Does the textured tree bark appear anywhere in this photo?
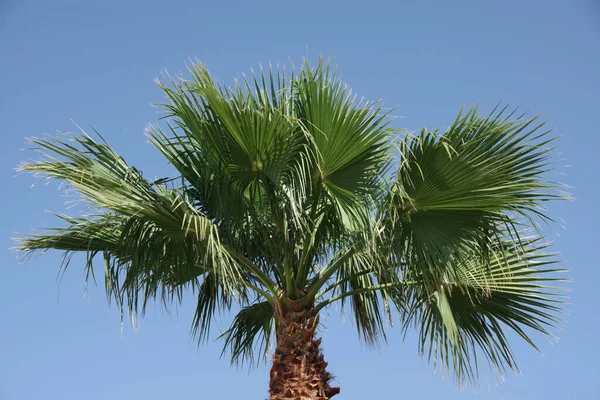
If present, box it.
[269,305,340,400]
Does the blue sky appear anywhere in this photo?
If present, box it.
[1,1,598,399]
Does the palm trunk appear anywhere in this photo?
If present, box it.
[269,305,340,400]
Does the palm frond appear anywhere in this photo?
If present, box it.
[401,235,566,385]
[293,58,393,233]
[386,106,564,286]
[191,270,236,343]
[17,132,262,319]
[220,300,275,366]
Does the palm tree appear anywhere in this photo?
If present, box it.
[18,58,566,400]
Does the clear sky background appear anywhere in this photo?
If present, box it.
[1,1,599,399]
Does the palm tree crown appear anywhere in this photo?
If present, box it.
[19,58,566,396]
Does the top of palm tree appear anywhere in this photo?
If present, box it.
[18,57,568,386]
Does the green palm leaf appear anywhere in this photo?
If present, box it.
[18,132,272,326]
[386,106,561,287]
[294,59,392,232]
[220,300,275,366]
[401,235,566,384]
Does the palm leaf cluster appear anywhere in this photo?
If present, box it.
[18,58,566,385]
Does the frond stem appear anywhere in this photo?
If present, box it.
[315,269,376,299]
[302,248,356,305]
[244,281,277,305]
[227,248,280,299]
[313,281,417,313]
[295,187,323,289]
